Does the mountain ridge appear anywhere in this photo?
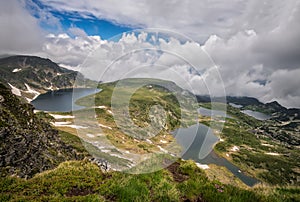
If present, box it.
[0,55,95,102]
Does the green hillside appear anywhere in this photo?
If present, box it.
[0,77,299,201]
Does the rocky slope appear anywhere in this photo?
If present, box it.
[0,55,94,102]
[0,83,82,178]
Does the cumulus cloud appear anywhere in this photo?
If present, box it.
[36,32,103,68]
[34,0,247,42]
[33,30,208,99]
[0,0,299,108]
[200,0,300,107]
[264,69,300,108]
[0,0,44,55]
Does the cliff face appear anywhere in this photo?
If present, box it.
[0,55,93,101]
[0,83,81,178]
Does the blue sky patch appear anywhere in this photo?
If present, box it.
[26,0,136,39]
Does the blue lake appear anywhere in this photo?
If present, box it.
[173,123,259,187]
[198,107,232,118]
[31,88,100,112]
[242,110,271,120]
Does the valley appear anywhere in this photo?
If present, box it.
[0,56,299,201]
[30,78,300,187]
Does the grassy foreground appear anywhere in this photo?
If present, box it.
[1,159,299,202]
[1,123,298,201]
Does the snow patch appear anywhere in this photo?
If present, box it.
[12,68,22,73]
[86,134,95,138]
[99,123,112,130]
[157,145,168,153]
[261,143,274,147]
[46,84,54,91]
[145,139,153,144]
[230,146,239,152]
[49,114,75,119]
[265,152,280,156]
[51,121,72,125]
[8,83,21,96]
[25,83,39,95]
[196,163,210,170]
[160,140,168,144]
[62,125,87,129]
[51,121,87,129]
[24,83,40,101]
[94,106,107,109]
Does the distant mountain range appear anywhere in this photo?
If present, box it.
[0,55,95,102]
[197,95,300,122]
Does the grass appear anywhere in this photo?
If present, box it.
[74,78,197,155]
[1,159,299,202]
[58,130,132,168]
[75,79,299,186]
[207,106,300,186]
[2,101,299,201]
[204,164,248,188]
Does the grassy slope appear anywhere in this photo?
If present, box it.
[74,78,196,155]
[200,104,300,186]
[75,79,298,186]
[2,78,299,201]
[1,159,299,202]
[0,119,298,201]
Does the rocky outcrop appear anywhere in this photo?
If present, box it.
[0,83,82,178]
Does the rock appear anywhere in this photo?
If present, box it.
[0,84,82,178]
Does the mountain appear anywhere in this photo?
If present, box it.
[0,84,83,178]
[0,55,94,102]
[0,75,299,200]
[229,97,299,121]
[197,95,300,121]
[0,80,299,201]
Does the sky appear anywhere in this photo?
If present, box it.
[0,0,300,108]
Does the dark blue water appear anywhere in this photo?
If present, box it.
[242,110,271,120]
[31,88,100,112]
[198,107,232,118]
[173,123,259,187]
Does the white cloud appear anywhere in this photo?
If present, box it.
[1,0,300,108]
[36,0,247,42]
[0,0,44,55]
[36,32,103,67]
[29,27,300,108]
[264,69,300,108]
